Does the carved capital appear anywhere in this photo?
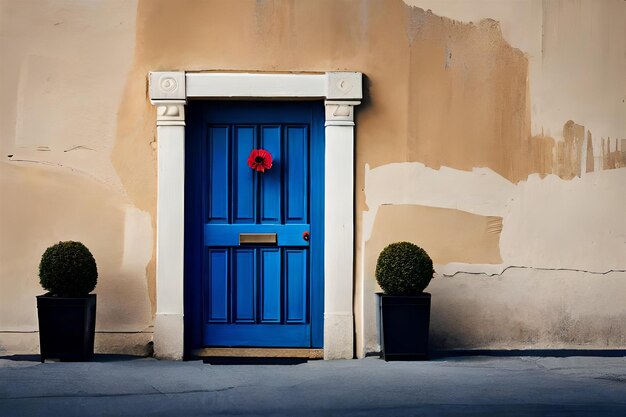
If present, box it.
[325,100,361,126]
[326,72,362,100]
[154,100,186,126]
[150,71,186,101]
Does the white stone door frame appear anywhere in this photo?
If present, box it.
[149,71,362,360]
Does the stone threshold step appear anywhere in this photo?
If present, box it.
[190,348,324,359]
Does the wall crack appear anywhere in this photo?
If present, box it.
[441,265,626,278]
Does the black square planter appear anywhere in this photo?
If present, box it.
[36,294,96,362]
[379,293,431,361]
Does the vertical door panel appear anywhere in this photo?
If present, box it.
[260,126,282,224]
[207,127,229,223]
[233,126,256,223]
[285,249,307,323]
[233,249,256,323]
[285,126,308,223]
[206,249,229,323]
[260,248,281,323]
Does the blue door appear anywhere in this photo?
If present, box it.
[185,101,324,350]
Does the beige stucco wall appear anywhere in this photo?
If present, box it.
[1,0,624,356]
[0,0,152,355]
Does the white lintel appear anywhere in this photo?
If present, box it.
[182,72,362,100]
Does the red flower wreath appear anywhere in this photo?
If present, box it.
[247,149,273,173]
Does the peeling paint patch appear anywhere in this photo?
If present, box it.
[405,7,532,183]
[444,45,452,69]
[364,161,626,274]
[530,121,625,181]
[368,204,503,265]
[602,138,626,170]
[406,5,427,45]
[586,131,594,173]
[558,120,585,179]
[404,0,626,143]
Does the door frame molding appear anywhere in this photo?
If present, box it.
[149,71,362,360]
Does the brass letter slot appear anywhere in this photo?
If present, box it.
[239,233,277,245]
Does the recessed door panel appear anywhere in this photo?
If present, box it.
[285,249,307,324]
[260,126,282,224]
[206,249,228,323]
[260,248,281,323]
[233,126,256,223]
[233,249,256,323]
[207,127,229,223]
[285,126,308,223]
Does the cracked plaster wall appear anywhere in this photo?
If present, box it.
[359,0,626,355]
[362,163,626,353]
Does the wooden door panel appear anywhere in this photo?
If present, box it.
[233,126,256,223]
[260,126,282,224]
[206,249,228,323]
[207,127,229,223]
[285,126,308,223]
[233,248,256,323]
[260,248,281,323]
[285,249,307,324]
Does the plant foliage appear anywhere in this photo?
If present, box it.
[375,242,434,295]
[39,241,98,297]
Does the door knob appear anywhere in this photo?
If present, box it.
[302,231,310,242]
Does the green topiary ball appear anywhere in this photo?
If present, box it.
[39,241,98,297]
[375,242,434,295]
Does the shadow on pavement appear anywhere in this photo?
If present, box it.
[4,350,625,364]
[431,349,626,359]
[0,354,148,362]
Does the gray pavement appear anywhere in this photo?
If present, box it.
[1,354,626,416]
